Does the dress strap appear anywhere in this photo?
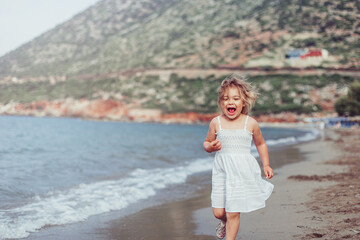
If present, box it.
[244,115,249,131]
[217,116,222,131]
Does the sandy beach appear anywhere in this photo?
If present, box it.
[23,127,360,240]
[99,128,359,240]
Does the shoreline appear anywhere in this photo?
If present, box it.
[101,131,344,240]
[22,127,335,240]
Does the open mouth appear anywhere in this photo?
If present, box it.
[227,107,236,115]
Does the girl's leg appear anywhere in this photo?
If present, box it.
[212,208,227,222]
[225,212,240,240]
[213,208,227,239]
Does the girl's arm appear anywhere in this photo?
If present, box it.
[252,120,274,179]
[203,118,222,153]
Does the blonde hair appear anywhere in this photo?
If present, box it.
[217,73,258,115]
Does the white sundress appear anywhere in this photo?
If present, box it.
[211,115,274,212]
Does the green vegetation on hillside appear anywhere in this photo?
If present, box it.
[0,78,117,103]
[1,73,357,116]
[335,81,360,116]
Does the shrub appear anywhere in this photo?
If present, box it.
[335,81,360,116]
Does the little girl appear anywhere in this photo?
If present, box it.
[203,73,274,240]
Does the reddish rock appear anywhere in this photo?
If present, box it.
[87,99,124,118]
[14,104,24,111]
[161,112,218,124]
[128,109,162,122]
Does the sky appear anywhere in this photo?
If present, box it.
[0,0,101,57]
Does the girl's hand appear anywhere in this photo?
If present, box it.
[208,139,222,152]
[264,166,273,179]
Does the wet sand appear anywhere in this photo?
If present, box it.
[24,128,360,240]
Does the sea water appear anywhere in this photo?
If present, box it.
[0,116,317,239]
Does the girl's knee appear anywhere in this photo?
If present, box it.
[213,208,226,219]
[226,212,240,220]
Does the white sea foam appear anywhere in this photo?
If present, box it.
[250,128,319,157]
[0,157,213,239]
[266,129,319,146]
[297,129,319,142]
[266,136,297,146]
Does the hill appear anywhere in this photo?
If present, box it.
[0,0,359,78]
[0,0,359,122]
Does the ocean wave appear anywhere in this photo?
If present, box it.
[0,157,213,239]
[297,129,319,142]
[265,129,319,147]
[250,128,319,157]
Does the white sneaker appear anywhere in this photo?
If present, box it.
[216,220,226,239]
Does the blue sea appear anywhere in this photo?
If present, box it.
[0,116,318,239]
